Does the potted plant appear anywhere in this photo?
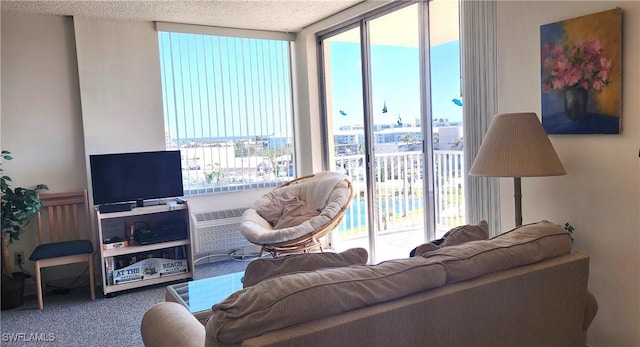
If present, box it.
[1,150,47,309]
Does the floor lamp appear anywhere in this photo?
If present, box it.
[469,112,566,227]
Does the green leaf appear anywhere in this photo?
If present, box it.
[1,150,47,242]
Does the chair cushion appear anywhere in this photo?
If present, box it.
[252,173,348,227]
[253,189,300,226]
[299,172,349,212]
[272,197,320,230]
[29,240,94,261]
[241,173,350,244]
[242,247,368,287]
[207,256,446,344]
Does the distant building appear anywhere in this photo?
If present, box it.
[334,123,462,153]
[267,136,291,149]
[437,126,463,150]
[374,126,422,145]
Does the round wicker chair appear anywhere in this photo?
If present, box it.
[240,172,354,258]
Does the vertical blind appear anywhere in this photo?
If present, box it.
[157,30,295,195]
[460,0,501,236]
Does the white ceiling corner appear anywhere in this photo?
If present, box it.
[0,0,366,33]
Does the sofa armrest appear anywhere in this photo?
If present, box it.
[583,290,599,330]
[141,302,205,347]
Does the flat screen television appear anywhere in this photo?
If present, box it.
[89,150,184,206]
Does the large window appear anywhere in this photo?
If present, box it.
[157,27,295,195]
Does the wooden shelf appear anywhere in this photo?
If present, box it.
[102,239,190,257]
[97,202,187,219]
[102,272,192,295]
[96,203,193,296]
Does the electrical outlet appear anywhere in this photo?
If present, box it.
[14,251,24,266]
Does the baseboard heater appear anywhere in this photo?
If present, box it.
[191,208,252,260]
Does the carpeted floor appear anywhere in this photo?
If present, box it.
[0,258,251,347]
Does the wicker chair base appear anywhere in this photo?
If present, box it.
[260,239,324,258]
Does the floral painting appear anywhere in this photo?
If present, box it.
[540,8,622,134]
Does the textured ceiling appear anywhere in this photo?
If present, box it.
[0,0,365,32]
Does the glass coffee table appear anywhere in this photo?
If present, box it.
[165,271,244,324]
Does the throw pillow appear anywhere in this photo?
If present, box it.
[439,219,489,247]
[409,220,489,257]
[409,242,439,257]
[242,247,368,288]
[422,220,572,283]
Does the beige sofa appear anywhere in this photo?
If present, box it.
[141,221,598,347]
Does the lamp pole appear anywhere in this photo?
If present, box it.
[513,177,522,227]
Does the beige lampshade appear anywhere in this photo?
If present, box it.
[469,112,566,177]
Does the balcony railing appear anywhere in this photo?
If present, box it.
[333,149,465,241]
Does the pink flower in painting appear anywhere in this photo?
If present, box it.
[541,39,612,94]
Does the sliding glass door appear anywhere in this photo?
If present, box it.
[320,3,429,262]
[319,1,463,262]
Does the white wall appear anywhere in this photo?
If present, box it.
[496,2,640,346]
[73,17,166,208]
[1,13,87,273]
[1,14,86,191]
[74,17,166,155]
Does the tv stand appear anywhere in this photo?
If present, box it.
[99,203,133,213]
[96,203,193,296]
[136,199,166,208]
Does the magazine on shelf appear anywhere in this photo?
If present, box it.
[106,245,189,285]
[113,258,188,284]
[104,257,114,285]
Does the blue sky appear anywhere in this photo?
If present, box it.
[329,40,462,129]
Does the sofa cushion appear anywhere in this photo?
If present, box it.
[410,220,489,257]
[422,220,572,283]
[242,247,369,288]
[207,257,446,344]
